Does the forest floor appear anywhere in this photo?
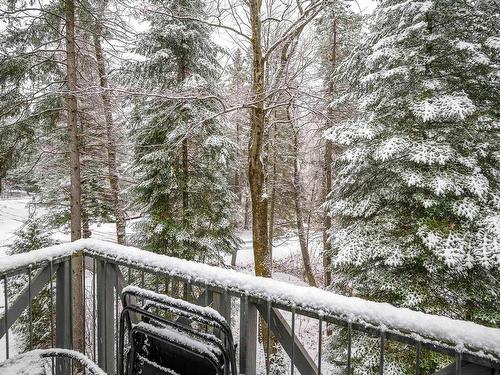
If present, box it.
[0,196,324,282]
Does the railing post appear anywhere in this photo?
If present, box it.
[56,260,72,375]
[212,290,231,326]
[239,296,257,375]
[96,260,116,374]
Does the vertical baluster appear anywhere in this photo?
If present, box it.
[28,267,33,350]
[93,258,97,363]
[223,287,230,324]
[69,259,74,375]
[415,340,421,375]
[291,307,295,375]
[141,270,145,289]
[115,268,119,373]
[455,352,462,375]
[128,266,132,286]
[318,317,323,375]
[49,261,55,375]
[204,283,209,333]
[266,299,271,375]
[185,281,190,301]
[104,260,108,368]
[3,274,9,359]
[155,274,159,293]
[239,294,257,375]
[379,330,385,375]
[82,256,85,356]
[164,276,169,294]
[347,322,352,375]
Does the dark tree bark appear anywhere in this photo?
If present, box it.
[248,0,270,279]
[292,124,317,287]
[65,0,84,356]
[243,195,250,230]
[182,138,189,222]
[234,121,242,204]
[93,2,126,244]
[267,124,277,265]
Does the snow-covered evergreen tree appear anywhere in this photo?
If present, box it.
[127,0,239,262]
[9,219,58,351]
[0,1,121,235]
[327,0,500,372]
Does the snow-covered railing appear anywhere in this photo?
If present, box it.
[1,239,499,374]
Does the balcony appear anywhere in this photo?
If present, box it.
[0,239,499,374]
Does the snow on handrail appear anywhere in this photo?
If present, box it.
[1,238,500,360]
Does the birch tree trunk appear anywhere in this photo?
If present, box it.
[65,0,84,356]
[93,3,126,244]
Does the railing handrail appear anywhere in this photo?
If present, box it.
[1,238,500,365]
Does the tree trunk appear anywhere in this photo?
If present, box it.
[178,64,189,224]
[65,0,84,357]
[292,127,317,287]
[243,194,250,230]
[248,1,281,371]
[323,138,332,287]
[93,3,126,244]
[248,0,270,279]
[267,124,276,266]
[322,20,337,287]
[182,138,189,222]
[81,206,92,238]
[234,121,242,204]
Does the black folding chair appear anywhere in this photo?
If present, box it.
[119,286,236,375]
[126,323,224,375]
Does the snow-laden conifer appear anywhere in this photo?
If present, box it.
[127,0,239,262]
[327,0,500,372]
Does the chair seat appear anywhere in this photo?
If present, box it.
[128,323,222,375]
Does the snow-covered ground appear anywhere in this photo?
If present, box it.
[0,197,321,281]
[0,198,34,252]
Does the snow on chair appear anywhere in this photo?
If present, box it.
[119,286,236,375]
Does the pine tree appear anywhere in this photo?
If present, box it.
[326,0,500,372]
[9,219,58,352]
[0,1,127,241]
[128,0,239,262]
[316,0,361,287]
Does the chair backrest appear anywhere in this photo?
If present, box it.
[119,304,230,374]
[119,287,236,375]
[121,286,236,374]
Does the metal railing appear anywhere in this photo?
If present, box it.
[0,240,499,375]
